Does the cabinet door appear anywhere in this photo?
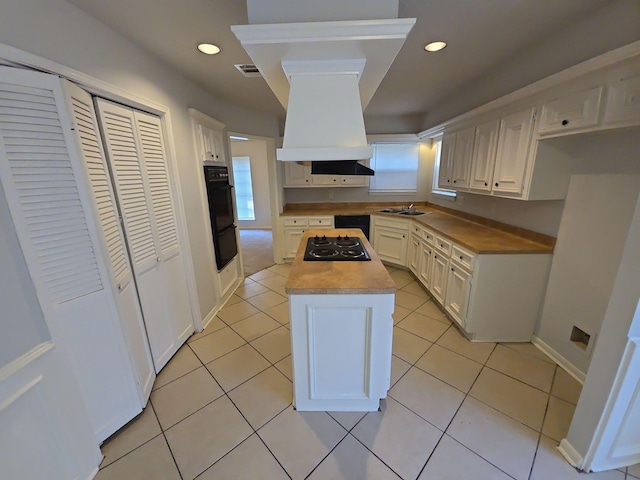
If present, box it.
[603,71,640,126]
[538,86,603,134]
[372,227,409,266]
[198,123,225,162]
[438,132,455,188]
[311,174,340,186]
[493,108,535,195]
[469,119,500,192]
[451,126,475,189]
[284,162,311,186]
[418,243,433,289]
[444,264,471,328]
[283,228,305,258]
[430,252,449,304]
[340,175,369,186]
[408,234,421,275]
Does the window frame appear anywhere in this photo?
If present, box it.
[367,141,420,195]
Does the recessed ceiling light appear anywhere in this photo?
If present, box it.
[424,41,447,52]
[197,43,221,55]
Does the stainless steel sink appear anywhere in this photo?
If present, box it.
[377,208,429,216]
[399,210,427,216]
[377,208,405,214]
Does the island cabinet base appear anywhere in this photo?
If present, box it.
[289,293,395,412]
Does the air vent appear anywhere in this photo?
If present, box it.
[234,64,262,77]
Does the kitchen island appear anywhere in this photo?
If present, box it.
[285,228,396,411]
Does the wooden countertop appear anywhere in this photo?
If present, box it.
[285,228,397,295]
[281,203,554,255]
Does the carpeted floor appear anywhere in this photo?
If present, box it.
[239,229,275,277]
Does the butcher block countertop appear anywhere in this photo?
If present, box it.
[285,228,397,295]
[282,202,555,255]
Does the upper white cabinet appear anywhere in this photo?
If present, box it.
[603,69,640,126]
[493,107,536,196]
[437,132,455,188]
[283,161,369,188]
[189,108,228,164]
[450,126,475,189]
[537,86,604,135]
[469,119,500,193]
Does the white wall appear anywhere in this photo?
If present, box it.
[283,142,433,205]
[0,0,280,320]
[230,139,273,228]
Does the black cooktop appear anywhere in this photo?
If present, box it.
[303,235,371,261]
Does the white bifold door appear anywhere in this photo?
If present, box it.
[95,99,193,371]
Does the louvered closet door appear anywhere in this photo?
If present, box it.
[0,67,141,443]
[63,81,154,400]
[95,99,193,371]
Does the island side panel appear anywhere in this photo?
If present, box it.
[290,293,394,412]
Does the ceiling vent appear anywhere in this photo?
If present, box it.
[234,64,262,77]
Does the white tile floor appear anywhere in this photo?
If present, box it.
[96,264,638,480]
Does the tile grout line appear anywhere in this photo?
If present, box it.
[528,365,558,480]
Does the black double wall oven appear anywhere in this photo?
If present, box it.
[204,166,238,271]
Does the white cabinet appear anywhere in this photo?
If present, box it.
[283,162,370,188]
[493,107,536,196]
[538,86,604,135]
[408,229,422,275]
[189,109,228,164]
[289,292,394,411]
[284,162,311,186]
[437,132,455,188]
[603,70,640,127]
[469,119,500,193]
[282,216,333,259]
[371,216,410,266]
[444,244,475,328]
[418,242,434,289]
[451,126,475,189]
[429,251,449,304]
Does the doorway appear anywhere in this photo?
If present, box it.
[229,134,277,276]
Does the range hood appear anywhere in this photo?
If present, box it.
[311,160,375,176]
[231,18,415,162]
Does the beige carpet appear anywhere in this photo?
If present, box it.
[239,229,275,277]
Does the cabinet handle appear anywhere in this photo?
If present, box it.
[562,119,569,126]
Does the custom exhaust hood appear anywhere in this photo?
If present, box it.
[231,16,415,167]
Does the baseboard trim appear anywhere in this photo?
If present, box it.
[559,439,584,469]
[200,305,221,332]
[532,336,587,384]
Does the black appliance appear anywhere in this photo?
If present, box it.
[204,166,238,270]
[334,214,371,240]
[311,160,375,176]
[303,235,371,261]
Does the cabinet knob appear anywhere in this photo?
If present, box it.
[459,256,463,260]
[484,182,488,186]
[305,179,309,182]
[562,119,569,126]
[451,268,454,271]
[447,180,450,183]
[495,182,499,187]
[333,179,337,182]
[402,235,405,238]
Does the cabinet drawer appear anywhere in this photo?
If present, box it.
[373,215,410,231]
[421,227,435,245]
[308,216,333,227]
[411,223,425,238]
[538,86,603,134]
[283,217,308,227]
[433,235,453,257]
[451,244,475,272]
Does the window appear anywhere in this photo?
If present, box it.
[368,143,419,193]
[431,138,456,199]
[231,156,255,220]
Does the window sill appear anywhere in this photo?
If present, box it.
[431,189,457,202]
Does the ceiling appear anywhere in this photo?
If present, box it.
[68,0,639,133]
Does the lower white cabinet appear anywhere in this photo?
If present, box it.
[370,214,552,342]
[289,293,394,411]
[371,216,410,266]
[282,215,333,259]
